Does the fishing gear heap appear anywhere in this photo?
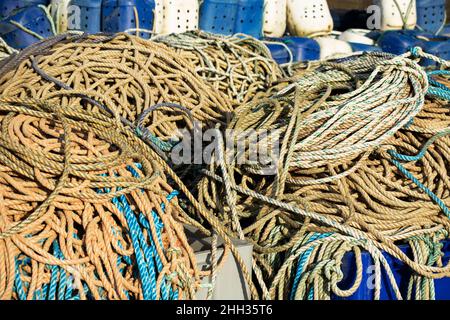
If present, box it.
[0,28,449,301]
[153,31,283,106]
[193,51,450,300]
[0,98,203,300]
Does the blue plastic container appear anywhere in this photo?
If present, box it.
[416,0,446,35]
[349,42,382,53]
[69,0,102,34]
[265,37,320,64]
[102,0,155,38]
[334,240,450,300]
[234,0,264,38]
[0,5,54,49]
[0,0,48,20]
[440,24,450,37]
[281,37,320,62]
[378,30,450,66]
[265,42,291,64]
[199,0,239,36]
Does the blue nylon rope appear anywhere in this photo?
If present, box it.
[13,163,178,300]
[388,142,450,218]
[290,233,333,300]
[426,69,450,100]
[98,163,179,300]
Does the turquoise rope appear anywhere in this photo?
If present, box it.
[388,140,450,218]
[426,68,450,101]
[388,129,450,162]
[290,233,333,300]
[12,163,178,300]
[99,163,179,300]
[409,47,450,100]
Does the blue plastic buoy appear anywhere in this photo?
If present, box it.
[265,42,292,64]
[349,42,382,53]
[440,24,450,37]
[0,5,54,49]
[69,0,102,34]
[416,0,446,35]
[265,37,320,64]
[334,240,450,300]
[0,0,48,20]
[378,30,450,66]
[281,37,321,62]
[102,0,155,38]
[199,0,239,36]
[234,0,264,38]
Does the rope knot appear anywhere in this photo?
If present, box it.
[167,247,182,257]
[410,47,423,59]
[165,271,179,282]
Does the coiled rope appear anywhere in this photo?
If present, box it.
[152,31,283,106]
[0,100,204,300]
[191,51,450,299]
[0,33,233,142]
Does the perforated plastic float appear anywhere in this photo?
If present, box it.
[0,5,54,49]
[234,0,264,38]
[262,0,286,38]
[0,0,48,20]
[315,37,353,60]
[50,0,70,33]
[199,0,238,35]
[374,0,417,31]
[378,30,450,66]
[416,0,446,35]
[102,0,155,38]
[339,29,376,46]
[155,0,199,35]
[286,0,333,37]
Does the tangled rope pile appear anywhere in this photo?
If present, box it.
[190,51,450,299]
[0,26,449,301]
[153,31,283,106]
[0,97,208,300]
[0,33,232,142]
